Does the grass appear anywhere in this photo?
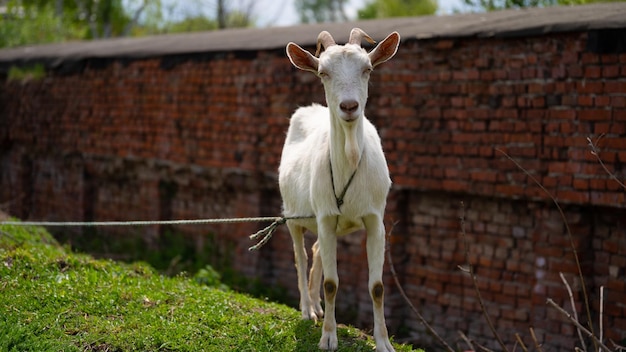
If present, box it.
[7,64,46,82]
[0,219,419,352]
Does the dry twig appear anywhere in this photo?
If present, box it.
[600,286,605,351]
[496,148,597,351]
[587,135,626,190]
[529,327,544,352]
[475,342,497,352]
[384,222,455,352]
[546,299,612,352]
[514,333,529,352]
[560,272,587,349]
[459,201,510,352]
[458,330,476,351]
[610,340,626,351]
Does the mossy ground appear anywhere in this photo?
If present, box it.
[0,219,420,352]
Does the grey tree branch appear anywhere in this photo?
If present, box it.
[460,201,509,352]
[546,299,611,352]
[385,222,455,352]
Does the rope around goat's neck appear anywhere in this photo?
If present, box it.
[329,156,360,212]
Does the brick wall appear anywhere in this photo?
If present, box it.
[1,29,625,350]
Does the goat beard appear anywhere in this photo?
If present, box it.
[343,125,361,170]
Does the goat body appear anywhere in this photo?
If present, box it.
[280,28,400,352]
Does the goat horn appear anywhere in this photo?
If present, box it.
[315,31,336,57]
[348,28,376,46]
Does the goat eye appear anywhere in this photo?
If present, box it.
[363,68,372,75]
[318,71,329,78]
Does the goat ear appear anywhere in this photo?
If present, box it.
[286,42,319,73]
[369,32,400,68]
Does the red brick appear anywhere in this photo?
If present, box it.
[581,52,600,64]
[584,66,602,78]
[603,137,626,149]
[435,39,455,49]
[579,81,605,94]
[611,96,626,108]
[549,109,576,120]
[578,109,612,121]
[604,81,626,93]
[603,65,621,78]
[577,95,594,106]
[557,190,589,204]
[572,178,589,190]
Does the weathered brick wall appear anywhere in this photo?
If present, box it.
[1,29,625,350]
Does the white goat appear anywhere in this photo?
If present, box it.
[280,28,400,352]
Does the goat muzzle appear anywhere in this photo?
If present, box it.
[339,100,359,115]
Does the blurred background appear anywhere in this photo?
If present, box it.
[1,0,622,49]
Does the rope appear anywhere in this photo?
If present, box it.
[0,217,282,227]
[329,154,360,212]
[0,215,314,251]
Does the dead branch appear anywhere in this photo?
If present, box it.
[460,201,510,352]
[610,339,626,351]
[458,330,476,351]
[497,148,597,351]
[475,342,497,352]
[546,299,612,352]
[587,135,626,190]
[529,326,544,352]
[560,272,586,349]
[385,222,455,352]
[600,286,605,351]
[514,333,529,352]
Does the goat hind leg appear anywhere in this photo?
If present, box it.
[308,240,324,318]
[318,218,338,350]
[288,223,318,321]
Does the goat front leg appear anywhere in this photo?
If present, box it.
[318,217,339,350]
[364,214,395,352]
[288,222,318,321]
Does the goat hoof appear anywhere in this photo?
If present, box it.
[318,331,338,351]
[301,309,318,322]
[313,302,324,318]
[375,338,395,352]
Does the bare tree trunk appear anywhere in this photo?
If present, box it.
[74,0,99,38]
[122,0,147,37]
[55,0,63,17]
[217,0,226,29]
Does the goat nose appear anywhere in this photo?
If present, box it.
[340,100,359,114]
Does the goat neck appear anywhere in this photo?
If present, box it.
[329,108,364,174]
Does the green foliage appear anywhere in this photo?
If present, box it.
[7,64,47,82]
[194,264,229,290]
[296,0,349,23]
[0,1,84,48]
[462,0,626,12]
[0,0,257,48]
[0,220,419,352]
[358,0,438,19]
[0,0,142,47]
[165,16,218,33]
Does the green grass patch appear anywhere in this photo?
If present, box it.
[0,219,419,352]
[7,64,46,82]
[52,227,294,306]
